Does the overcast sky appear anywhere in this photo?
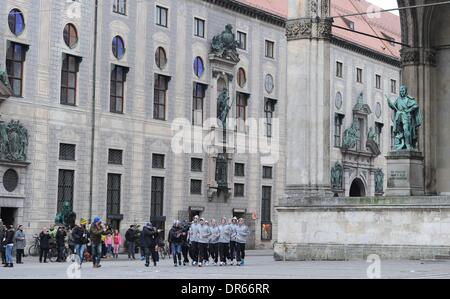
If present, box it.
[367,0,399,14]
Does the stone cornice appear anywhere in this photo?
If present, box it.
[203,0,286,28]
[331,36,401,68]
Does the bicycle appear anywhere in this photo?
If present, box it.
[28,234,40,257]
[156,242,169,260]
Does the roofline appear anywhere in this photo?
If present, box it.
[203,0,286,27]
[331,36,401,68]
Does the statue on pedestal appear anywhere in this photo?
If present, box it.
[386,86,422,151]
[342,117,360,150]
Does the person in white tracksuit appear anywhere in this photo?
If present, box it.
[235,218,249,266]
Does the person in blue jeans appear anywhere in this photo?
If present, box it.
[89,216,106,268]
[4,225,15,268]
[72,218,88,266]
[168,220,183,267]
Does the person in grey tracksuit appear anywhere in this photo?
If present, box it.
[229,217,238,265]
[235,218,250,266]
[197,218,211,267]
[209,219,220,265]
[14,225,26,264]
[218,217,231,266]
[188,216,200,265]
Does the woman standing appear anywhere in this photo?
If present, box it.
[39,228,51,263]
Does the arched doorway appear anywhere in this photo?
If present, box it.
[349,178,366,197]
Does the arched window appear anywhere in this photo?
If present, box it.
[8,9,25,36]
[237,68,246,88]
[112,36,125,59]
[155,47,167,69]
[193,57,204,78]
[63,23,78,49]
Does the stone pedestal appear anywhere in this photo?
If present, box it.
[385,151,424,196]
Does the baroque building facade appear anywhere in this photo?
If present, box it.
[0,0,286,249]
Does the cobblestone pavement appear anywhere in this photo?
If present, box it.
[1,251,450,279]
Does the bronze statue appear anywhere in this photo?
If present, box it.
[386,86,422,150]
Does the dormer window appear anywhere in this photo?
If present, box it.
[342,17,355,31]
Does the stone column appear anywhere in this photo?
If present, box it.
[400,47,436,194]
[285,0,332,197]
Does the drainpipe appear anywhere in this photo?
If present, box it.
[89,0,99,221]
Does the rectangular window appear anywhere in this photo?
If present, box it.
[391,79,397,93]
[194,18,205,38]
[357,68,363,83]
[237,31,247,50]
[108,149,123,165]
[235,163,245,177]
[234,183,244,197]
[61,54,79,105]
[261,186,272,222]
[236,92,248,132]
[336,62,343,78]
[192,83,206,126]
[191,158,203,172]
[151,177,164,217]
[263,166,273,179]
[113,0,126,15]
[190,180,202,195]
[59,144,76,161]
[334,113,345,147]
[265,99,276,138]
[6,41,27,97]
[156,6,168,27]
[154,74,169,120]
[57,170,74,213]
[110,65,126,113]
[152,154,165,169]
[265,40,275,58]
[375,122,384,146]
[376,74,381,89]
[107,174,121,216]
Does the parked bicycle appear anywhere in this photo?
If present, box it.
[156,242,169,260]
[28,234,40,257]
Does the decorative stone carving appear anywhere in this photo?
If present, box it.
[0,120,29,162]
[374,168,384,195]
[321,0,330,16]
[386,85,422,151]
[400,48,420,65]
[215,153,228,190]
[367,127,381,156]
[310,0,318,16]
[211,24,240,63]
[0,69,10,88]
[317,18,332,39]
[353,92,372,115]
[424,48,437,66]
[286,19,312,40]
[331,162,343,191]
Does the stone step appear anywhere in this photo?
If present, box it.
[435,255,450,260]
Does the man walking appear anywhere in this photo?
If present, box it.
[14,225,26,264]
[218,217,231,266]
[209,219,220,266]
[180,220,190,266]
[235,218,250,266]
[89,216,105,268]
[72,218,88,266]
[197,218,211,267]
[168,220,183,267]
[125,225,136,260]
[142,223,159,267]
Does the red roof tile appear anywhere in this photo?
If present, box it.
[238,0,401,59]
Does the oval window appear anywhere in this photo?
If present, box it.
[63,23,78,49]
[112,36,125,59]
[237,68,246,88]
[8,9,25,36]
[155,47,167,70]
[193,57,204,78]
[3,169,19,193]
[265,74,274,94]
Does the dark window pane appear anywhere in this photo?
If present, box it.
[57,170,74,213]
[152,154,165,169]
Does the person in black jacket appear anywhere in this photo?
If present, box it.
[72,219,88,266]
[0,224,6,265]
[142,223,160,267]
[4,225,15,267]
[168,220,183,267]
[180,220,190,266]
[56,226,67,262]
[39,228,52,263]
[125,225,136,260]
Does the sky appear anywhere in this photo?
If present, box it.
[367,0,399,14]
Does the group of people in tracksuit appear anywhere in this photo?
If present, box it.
[186,215,249,267]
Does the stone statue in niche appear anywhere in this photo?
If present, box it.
[331,162,343,191]
[374,169,384,195]
[342,117,360,150]
[0,120,29,161]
